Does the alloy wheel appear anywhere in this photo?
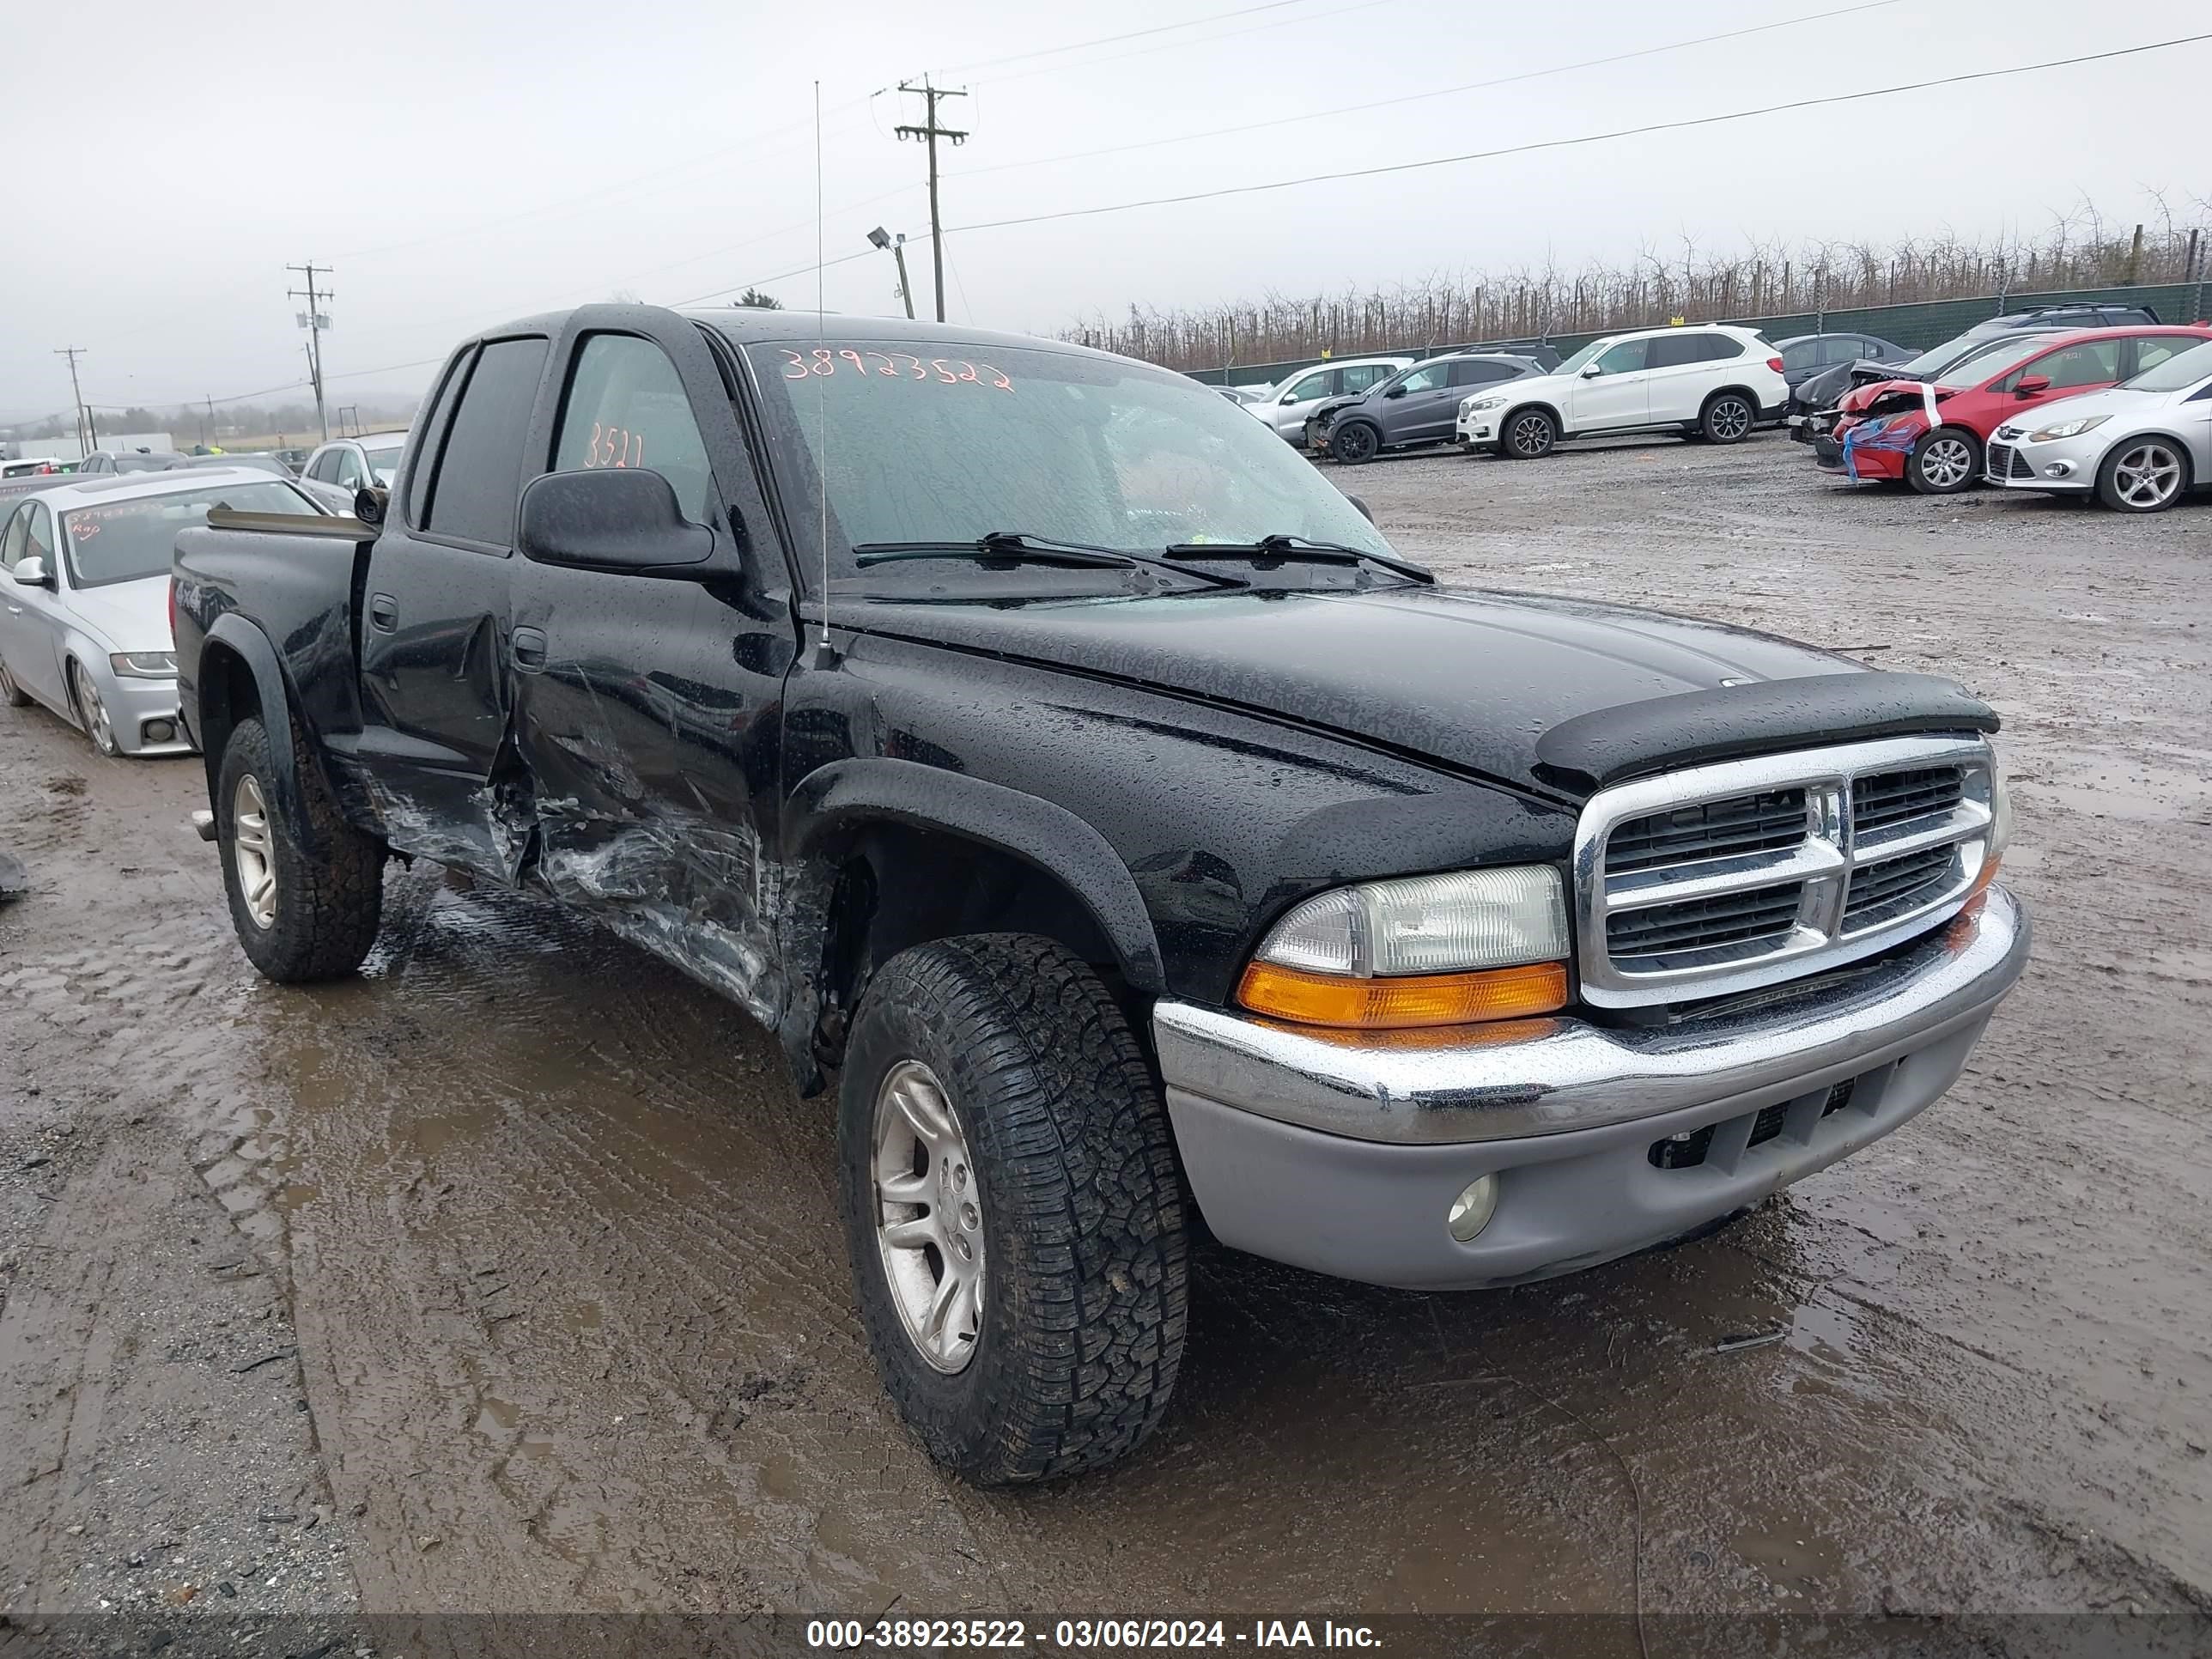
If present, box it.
[1508,413,1553,457]
[1707,398,1752,441]
[232,773,278,930]
[2112,441,2184,508]
[72,663,118,756]
[1919,436,1974,489]
[871,1059,985,1373]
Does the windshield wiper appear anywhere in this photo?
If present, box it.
[1164,535,1432,583]
[854,531,1247,589]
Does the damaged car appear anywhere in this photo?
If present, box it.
[173,304,2028,1484]
[1812,325,2212,493]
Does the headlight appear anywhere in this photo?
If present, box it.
[1967,769,2012,900]
[1461,395,1508,416]
[2027,414,2108,442]
[110,652,177,678]
[1238,866,1571,1028]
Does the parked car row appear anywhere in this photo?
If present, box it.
[1798,322,2211,509]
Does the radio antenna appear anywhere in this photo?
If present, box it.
[811,78,835,667]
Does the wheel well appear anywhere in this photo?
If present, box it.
[1702,385,1760,414]
[2099,430,2197,472]
[808,820,1135,1069]
[196,640,263,795]
[1500,400,1563,431]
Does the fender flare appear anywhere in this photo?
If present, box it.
[198,612,316,850]
[781,756,1166,994]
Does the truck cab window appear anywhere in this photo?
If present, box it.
[422,337,550,548]
[552,335,714,523]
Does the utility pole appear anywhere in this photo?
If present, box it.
[53,347,88,456]
[894,77,968,323]
[286,262,332,441]
[203,394,215,450]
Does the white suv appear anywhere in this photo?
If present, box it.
[1455,325,1787,459]
[1258,356,1413,441]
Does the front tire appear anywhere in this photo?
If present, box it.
[838,934,1188,1485]
[1907,427,1981,495]
[0,655,29,708]
[1329,422,1380,465]
[1501,407,1557,459]
[2097,437,2191,513]
[68,660,120,757]
[1700,392,1755,444]
[216,714,385,981]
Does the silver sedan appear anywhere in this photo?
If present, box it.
[1985,337,2212,512]
[0,468,325,756]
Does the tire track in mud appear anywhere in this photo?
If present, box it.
[270,867,1006,1613]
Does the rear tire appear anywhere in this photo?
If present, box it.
[1700,392,1756,444]
[1501,407,1557,459]
[216,714,385,982]
[1330,422,1380,465]
[1907,427,1981,495]
[2096,437,2191,513]
[838,934,1188,1485]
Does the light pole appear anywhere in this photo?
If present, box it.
[867,227,916,320]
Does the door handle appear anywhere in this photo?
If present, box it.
[368,592,398,633]
[512,626,547,672]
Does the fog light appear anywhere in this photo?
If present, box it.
[2043,462,2073,478]
[143,719,175,743]
[1446,1174,1499,1243]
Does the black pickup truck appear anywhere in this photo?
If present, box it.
[173,304,2029,1483]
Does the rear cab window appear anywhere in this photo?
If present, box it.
[418,337,551,549]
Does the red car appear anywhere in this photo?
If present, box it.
[1815,325,2212,493]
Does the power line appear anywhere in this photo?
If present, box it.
[957,0,1907,181]
[970,0,1401,89]
[939,0,1318,75]
[945,33,2212,238]
[668,247,878,309]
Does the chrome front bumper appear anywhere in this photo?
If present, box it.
[1152,888,2028,1289]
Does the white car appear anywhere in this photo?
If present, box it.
[1455,325,1788,459]
[0,469,325,757]
[1984,337,2212,513]
[299,430,410,502]
[1258,356,1413,441]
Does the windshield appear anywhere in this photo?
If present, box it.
[2124,337,2212,392]
[1933,336,2060,387]
[362,440,407,485]
[738,338,1399,592]
[1553,338,1613,376]
[63,481,318,587]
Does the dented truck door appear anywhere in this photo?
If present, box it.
[507,310,799,1024]
[356,333,553,878]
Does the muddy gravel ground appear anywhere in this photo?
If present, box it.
[1,431,2208,1650]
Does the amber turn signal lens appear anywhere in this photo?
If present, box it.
[1237,959,1570,1029]
[1966,852,2002,900]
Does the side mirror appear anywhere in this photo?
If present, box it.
[1383,386,1406,399]
[2014,374,2051,397]
[1580,362,1604,379]
[353,485,387,526]
[13,556,53,588]
[1279,390,1300,404]
[517,468,714,576]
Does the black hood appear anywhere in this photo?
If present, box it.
[842,585,1896,798]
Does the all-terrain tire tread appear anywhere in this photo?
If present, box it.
[218,714,384,981]
[841,933,1188,1485]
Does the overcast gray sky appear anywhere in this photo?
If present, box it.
[2,0,2204,421]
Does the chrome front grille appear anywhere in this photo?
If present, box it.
[1573,735,1998,1008]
